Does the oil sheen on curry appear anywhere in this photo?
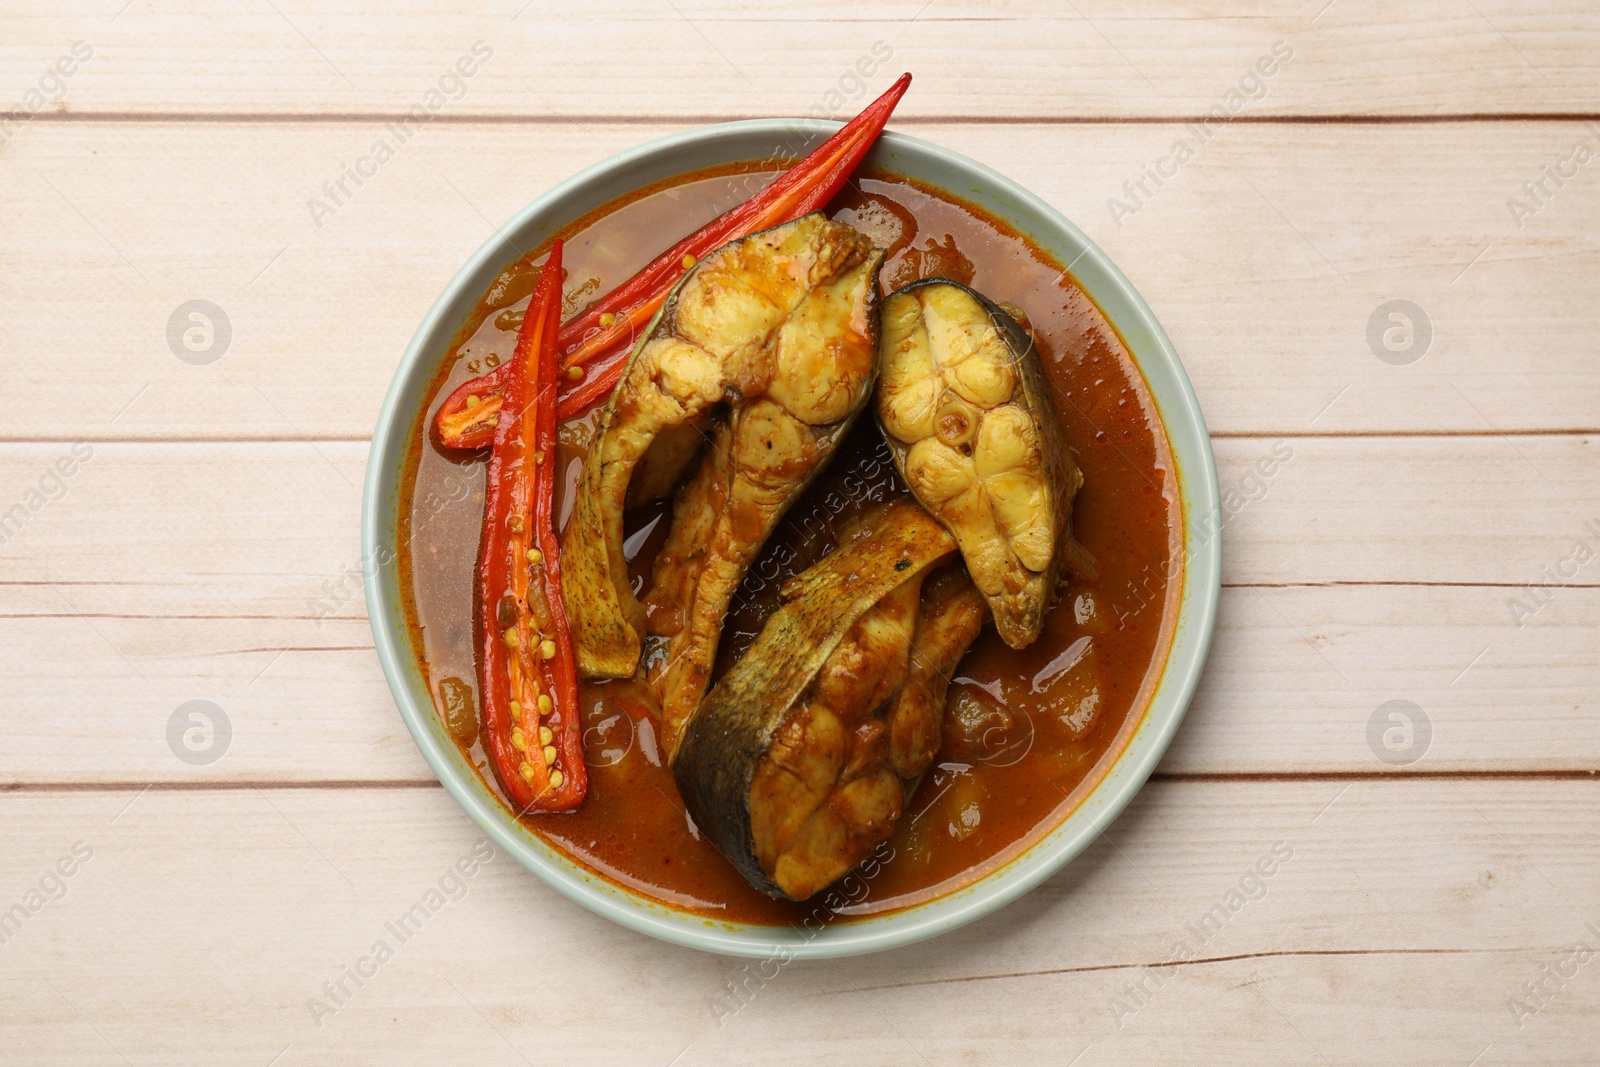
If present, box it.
[401,155,1179,925]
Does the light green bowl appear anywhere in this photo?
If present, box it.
[363,120,1220,958]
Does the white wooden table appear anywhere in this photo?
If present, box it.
[3,3,1597,1063]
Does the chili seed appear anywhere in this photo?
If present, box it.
[598,312,616,327]
[539,639,557,660]
[537,694,553,715]
[526,548,543,565]
[542,744,558,766]
[539,726,553,746]
[518,762,535,782]
[511,728,526,751]
[548,770,564,789]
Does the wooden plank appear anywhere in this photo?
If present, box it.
[4,436,1594,605]
[2,582,1595,783]
[0,779,1594,1062]
[1176,580,1600,774]
[3,2,1599,119]
[0,438,1595,782]
[3,120,1596,440]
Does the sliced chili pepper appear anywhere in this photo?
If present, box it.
[434,72,913,449]
[477,239,586,814]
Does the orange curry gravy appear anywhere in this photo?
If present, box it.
[398,160,1181,925]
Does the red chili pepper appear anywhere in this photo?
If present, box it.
[434,72,912,449]
[477,239,586,814]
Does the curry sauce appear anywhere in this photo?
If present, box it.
[398,161,1180,925]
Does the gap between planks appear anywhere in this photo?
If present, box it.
[3,769,1594,794]
[20,111,1600,127]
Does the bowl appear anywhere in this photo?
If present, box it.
[363,119,1220,958]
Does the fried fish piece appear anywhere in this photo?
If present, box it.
[884,563,989,782]
[562,213,883,757]
[876,279,1085,649]
[674,500,989,901]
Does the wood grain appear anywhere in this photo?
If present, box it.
[2,2,1595,1058]
[2,121,1596,441]
[0,437,1594,782]
[4,577,1596,783]
[4,1,1600,119]
[0,779,1594,1064]
[4,436,1594,606]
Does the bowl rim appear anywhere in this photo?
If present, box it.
[363,117,1221,959]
